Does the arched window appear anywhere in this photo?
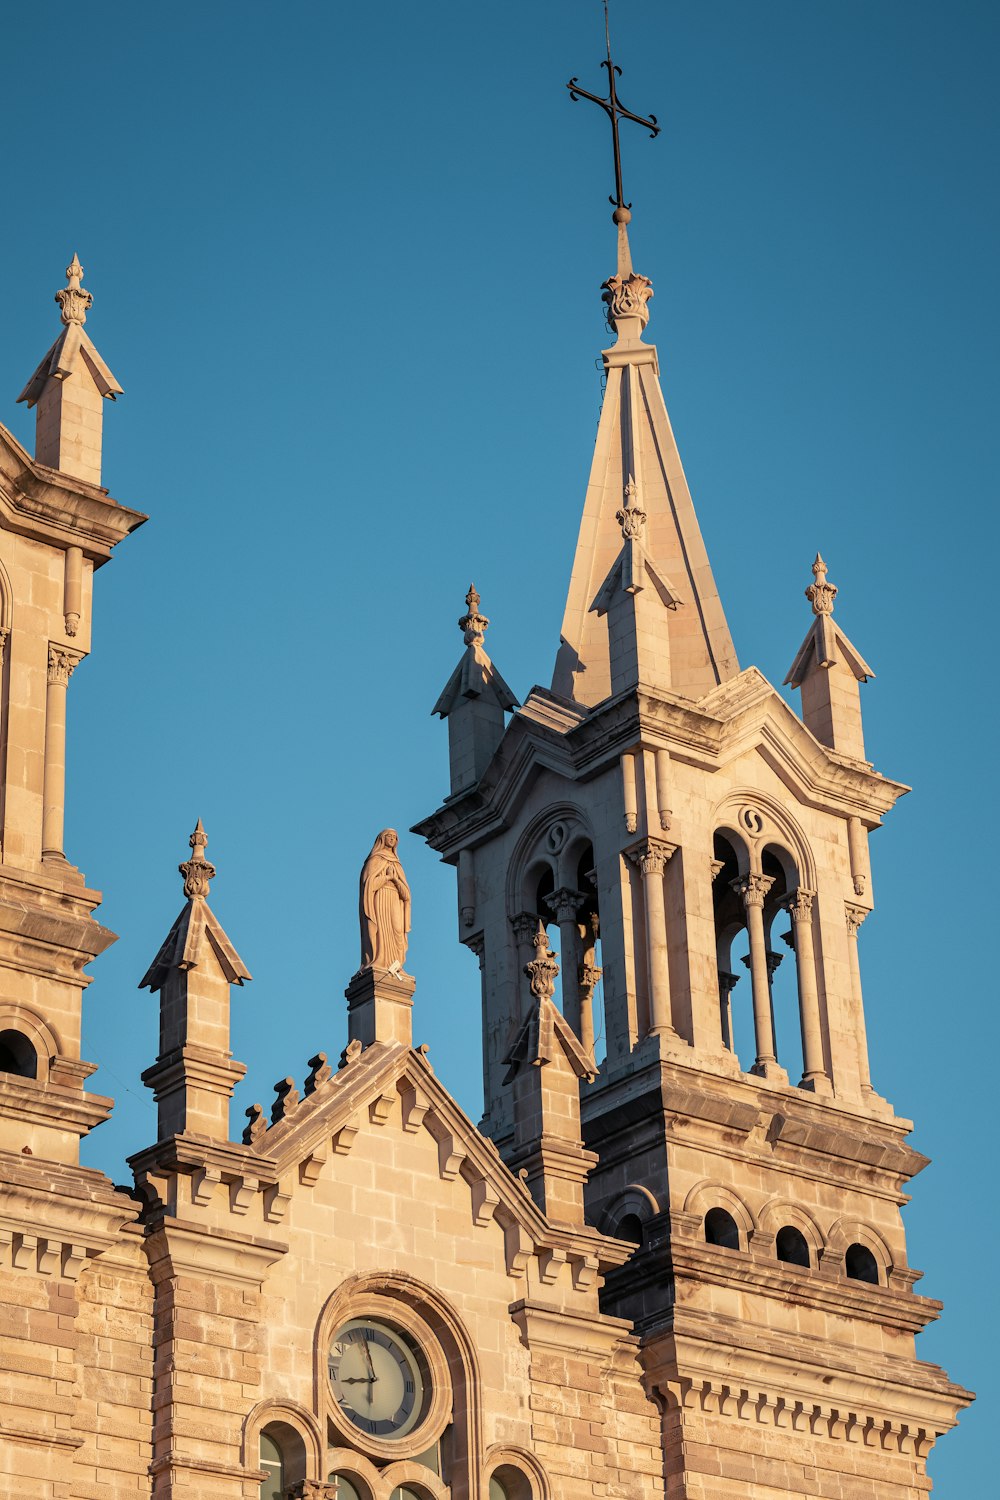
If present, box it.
[328,1478,363,1500]
[845,1242,880,1285]
[775,1225,810,1268]
[487,1466,534,1500]
[616,1213,643,1247]
[259,1422,306,1500]
[0,1029,37,1079]
[259,1430,284,1500]
[704,1207,740,1250]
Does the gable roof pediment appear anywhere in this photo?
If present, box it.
[248,1040,630,1275]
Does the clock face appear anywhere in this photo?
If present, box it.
[328,1319,427,1440]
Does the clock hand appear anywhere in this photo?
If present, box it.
[360,1337,378,1383]
[341,1376,376,1385]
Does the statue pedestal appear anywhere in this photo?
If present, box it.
[345,966,415,1049]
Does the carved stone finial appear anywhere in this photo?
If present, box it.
[615,474,646,541]
[601,269,654,332]
[271,1076,300,1124]
[805,553,838,617]
[458,584,490,647]
[178,819,216,898]
[305,1052,332,1095]
[524,921,560,1003]
[55,254,93,327]
[242,1103,267,1146]
[339,1037,364,1070]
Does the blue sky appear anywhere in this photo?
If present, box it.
[2,2,996,1489]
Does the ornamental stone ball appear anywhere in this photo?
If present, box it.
[358,828,412,973]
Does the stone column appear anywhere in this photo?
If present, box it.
[732,873,777,1071]
[629,839,677,1038]
[784,889,831,1092]
[545,887,586,1033]
[510,912,539,1022]
[845,904,875,1095]
[718,970,739,1051]
[578,909,601,1061]
[463,932,492,1119]
[42,646,78,861]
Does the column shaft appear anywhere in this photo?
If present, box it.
[42,648,76,859]
[846,905,874,1094]
[632,841,676,1037]
[785,890,830,1090]
[733,874,776,1068]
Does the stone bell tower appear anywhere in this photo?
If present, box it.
[0,256,144,1167]
[416,102,972,1498]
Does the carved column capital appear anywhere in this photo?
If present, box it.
[626,838,677,878]
[578,962,602,1000]
[47,645,80,686]
[845,903,869,936]
[510,911,540,944]
[741,950,783,980]
[463,931,486,967]
[731,872,774,909]
[718,970,739,997]
[784,888,816,923]
[544,886,587,925]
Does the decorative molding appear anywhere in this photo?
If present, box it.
[673,1375,934,1458]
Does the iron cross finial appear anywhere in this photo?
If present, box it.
[567,0,660,221]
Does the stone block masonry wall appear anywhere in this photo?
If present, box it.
[71,1242,154,1500]
[0,1236,152,1500]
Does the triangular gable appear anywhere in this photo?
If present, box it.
[503,997,597,1084]
[588,535,685,617]
[247,1038,629,1275]
[18,326,123,408]
[433,641,519,718]
[785,617,875,689]
[139,898,252,991]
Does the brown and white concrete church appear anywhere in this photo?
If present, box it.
[0,169,972,1500]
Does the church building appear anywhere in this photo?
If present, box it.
[0,56,972,1500]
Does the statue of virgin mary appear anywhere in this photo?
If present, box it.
[358,829,412,972]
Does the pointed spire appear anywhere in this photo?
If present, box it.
[785,555,874,761]
[139,823,250,1142]
[433,583,519,794]
[17,253,123,486]
[139,823,251,992]
[553,237,738,705]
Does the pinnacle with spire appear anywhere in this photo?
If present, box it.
[785,554,874,762]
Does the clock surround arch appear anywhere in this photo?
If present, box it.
[314,1271,484,1494]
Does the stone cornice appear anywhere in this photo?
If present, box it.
[144,1214,287,1286]
[415,669,907,858]
[0,1073,113,1139]
[649,1305,974,1429]
[0,422,146,562]
[670,1241,939,1336]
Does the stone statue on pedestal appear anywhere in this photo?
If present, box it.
[359,829,411,973]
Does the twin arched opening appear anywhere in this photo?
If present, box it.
[711,801,828,1091]
[508,809,604,1069]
